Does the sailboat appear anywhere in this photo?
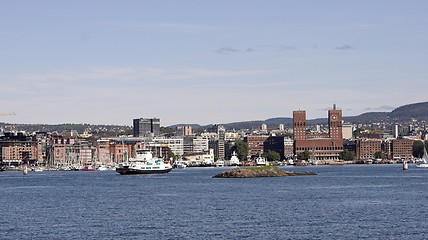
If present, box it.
[416,145,428,168]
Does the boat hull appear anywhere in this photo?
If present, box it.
[416,163,428,168]
[116,167,172,175]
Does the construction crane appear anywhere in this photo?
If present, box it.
[0,112,16,116]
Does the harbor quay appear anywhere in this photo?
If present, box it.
[1,106,427,172]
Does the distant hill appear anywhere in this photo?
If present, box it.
[173,102,428,131]
[2,102,427,133]
[0,123,131,136]
[388,102,428,121]
[343,112,390,123]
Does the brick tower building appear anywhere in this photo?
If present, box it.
[293,104,343,161]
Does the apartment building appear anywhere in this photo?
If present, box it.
[391,138,415,160]
[355,139,382,160]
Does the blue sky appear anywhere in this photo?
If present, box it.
[1,0,427,126]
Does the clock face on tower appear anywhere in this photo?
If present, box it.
[331,114,337,121]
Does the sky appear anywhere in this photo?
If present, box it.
[1,0,427,126]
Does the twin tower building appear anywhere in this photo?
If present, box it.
[293,104,343,161]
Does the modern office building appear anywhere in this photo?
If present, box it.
[177,126,193,136]
[133,118,160,137]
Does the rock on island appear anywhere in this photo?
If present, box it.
[212,166,316,178]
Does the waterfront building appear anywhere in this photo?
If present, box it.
[391,138,415,160]
[381,140,392,160]
[293,105,343,161]
[263,136,287,160]
[205,125,227,160]
[133,118,160,137]
[50,138,76,166]
[34,132,50,165]
[183,149,215,166]
[96,139,112,165]
[108,140,132,164]
[0,132,43,165]
[284,138,294,159]
[192,136,209,153]
[73,140,94,165]
[245,135,269,157]
[355,139,382,160]
[343,139,357,153]
[153,137,184,157]
[186,137,201,153]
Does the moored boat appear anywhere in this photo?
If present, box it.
[22,164,28,175]
[255,156,267,166]
[116,149,172,175]
[403,161,409,170]
[226,151,240,166]
[81,163,95,171]
[215,160,225,167]
[174,161,187,169]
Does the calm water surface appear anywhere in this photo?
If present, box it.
[1,165,428,239]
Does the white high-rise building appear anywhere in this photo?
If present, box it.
[261,124,267,131]
[342,124,354,139]
[393,124,399,138]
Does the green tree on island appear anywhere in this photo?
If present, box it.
[263,150,281,162]
[231,140,248,160]
[339,149,355,160]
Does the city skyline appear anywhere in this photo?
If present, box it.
[1,1,427,126]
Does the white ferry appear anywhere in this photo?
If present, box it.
[116,149,173,175]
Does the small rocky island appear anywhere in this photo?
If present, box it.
[212,166,317,178]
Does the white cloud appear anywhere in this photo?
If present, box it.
[364,105,396,111]
[334,44,356,50]
[106,21,216,32]
[215,47,239,54]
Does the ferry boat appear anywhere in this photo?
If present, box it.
[116,149,172,175]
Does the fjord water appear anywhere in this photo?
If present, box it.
[1,165,428,240]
